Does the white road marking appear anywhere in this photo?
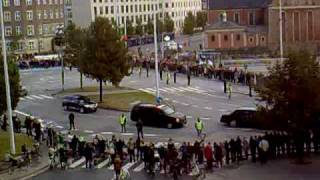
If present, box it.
[192,105,199,108]
[108,164,114,170]
[84,130,94,133]
[69,157,86,169]
[133,162,145,172]
[139,88,154,94]
[162,87,176,93]
[219,109,228,112]
[121,133,134,136]
[25,96,35,100]
[101,132,114,135]
[172,100,178,103]
[180,102,189,106]
[186,115,193,119]
[143,134,158,137]
[31,95,44,100]
[96,158,111,169]
[39,94,54,99]
[171,87,184,92]
[159,88,169,93]
[204,107,213,110]
[55,125,64,129]
[145,88,156,92]
[123,162,135,170]
[201,117,210,120]
[19,97,26,101]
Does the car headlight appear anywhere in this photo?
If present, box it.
[84,104,92,108]
[176,118,180,123]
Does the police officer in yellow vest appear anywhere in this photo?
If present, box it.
[195,118,204,137]
[119,114,127,133]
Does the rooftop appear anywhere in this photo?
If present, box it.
[208,0,272,10]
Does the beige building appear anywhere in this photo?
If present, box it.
[2,0,65,55]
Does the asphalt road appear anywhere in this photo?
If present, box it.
[18,67,262,179]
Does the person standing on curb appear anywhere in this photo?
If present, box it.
[69,113,75,130]
[119,114,127,133]
[114,154,122,180]
[195,118,204,137]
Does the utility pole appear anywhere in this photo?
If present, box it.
[153,7,160,100]
[161,0,164,59]
[279,0,284,63]
[0,0,16,154]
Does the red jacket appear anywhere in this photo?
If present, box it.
[204,145,213,160]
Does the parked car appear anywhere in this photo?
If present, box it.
[130,103,187,128]
[220,107,257,128]
[62,95,98,113]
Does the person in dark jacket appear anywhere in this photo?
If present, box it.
[224,141,230,165]
[70,135,79,157]
[249,136,257,162]
[25,116,33,136]
[136,119,143,139]
[235,136,242,163]
[69,113,75,130]
[84,143,94,168]
[229,138,236,163]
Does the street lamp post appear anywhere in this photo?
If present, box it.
[153,8,160,100]
[0,0,16,154]
[279,0,284,62]
[55,25,64,91]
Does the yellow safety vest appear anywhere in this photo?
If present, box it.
[195,121,203,130]
[119,116,126,125]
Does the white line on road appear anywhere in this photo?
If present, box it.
[143,134,158,137]
[171,87,184,92]
[19,97,26,101]
[39,95,54,99]
[96,158,111,169]
[180,102,189,106]
[159,88,168,93]
[204,107,213,110]
[31,95,44,100]
[101,132,114,135]
[186,115,193,119]
[123,162,135,170]
[121,133,134,136]
[69,157,86,169]
[25,96,35,100]
[84,130,94,133]
[133,162,145,172]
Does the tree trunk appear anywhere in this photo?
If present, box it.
[80,72,83,89]
[99,79,103,103]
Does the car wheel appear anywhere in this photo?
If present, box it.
[167,123,173,129]
[79,107,85,113]
[230,120,237,127]
[63,105,68,111]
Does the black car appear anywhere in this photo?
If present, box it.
[130,103,187,128]
[62,95,98,113]
[220,107,257,127]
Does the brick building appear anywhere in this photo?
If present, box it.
[205,0,320,54]
[2,0,65,55]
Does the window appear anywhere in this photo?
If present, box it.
[172,2,174,8]
[60,8,64,18]
[14,0,21,6]
[3,0,10,7]
[211,35,215,42]
[111,6,114,13]
[37,10,41,20]
[165,3,168,8]
[44,10,48,19]
[26,0,33,5]
[38,25,43,35]
[28,41,35,50]
[49,0,52,4]
[224,35,228,41]
[249,37,254,42]
[37,0,41,5]
[249,12,255,25]
[307,11,313,40]
[236,34,240,41]
[4,11,11,22]
[15,11,21,21]
[43,24,49,34]
[39,40,43,50]
[105,6,108,14]
[100,6,103,15]
[5,26,12,36]
[49,10,54,19]
[121,5,124,13]
[27,25,35,36]
[126,5,128,13]
[43,0,46,4]
[26,11,33,20]
[55,9,59,18]
[234,13,240,24]
[261,37,265,42]
[16,26,22,35]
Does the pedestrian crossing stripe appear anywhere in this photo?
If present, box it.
[170,87,184,92]
[96,158,111,169]
[25,96,35,100]
[39,94,54,99]
[159,88,168,92]
[31,95,44,100]
[133,162,144,172]
[19,97,26,101]
[162,87,176,92]
[69,157,86,169]
[145,88,155,92]
[123,162,135,170]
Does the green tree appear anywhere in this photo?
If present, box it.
[80,17,130,102]
[183,11,195,35]
[164,15,174,32]
[196,11,207,30]
[135,18,143,36]
[64,22,87,89]
[256,51,320,130]
[146,18,154,35]
[0,58,20,115]
[126,19,135,35]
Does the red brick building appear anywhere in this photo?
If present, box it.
[205,0,320,54]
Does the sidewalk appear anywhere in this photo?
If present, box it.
[0,144,49,180]
[205,155,320,180]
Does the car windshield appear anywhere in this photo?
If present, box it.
[80,97,91,102]
[160,105,175,115]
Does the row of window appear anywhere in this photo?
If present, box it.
[211,34,265,43]
[92,0,201,8]
[3,0,63,7]
[5,23,59,37]
[6,40,40,51]
[219,12,256,25]
[4,9,63,22]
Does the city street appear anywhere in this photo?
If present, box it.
[17,67,262,179]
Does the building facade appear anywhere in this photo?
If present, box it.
[71,0,202,32]
[205,0,320,54]
[2,0,65,55]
